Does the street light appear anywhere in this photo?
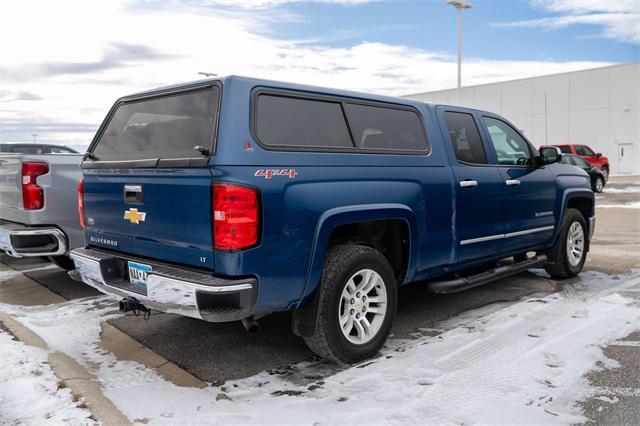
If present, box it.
[446,0,473,97]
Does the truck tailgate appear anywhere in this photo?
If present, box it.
[0,156,22,210]
[83,168,215,269]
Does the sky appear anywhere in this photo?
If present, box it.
[0,0,638,148]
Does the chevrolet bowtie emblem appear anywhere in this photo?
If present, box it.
[124,208,146,224]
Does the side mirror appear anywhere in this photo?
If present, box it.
[596,153,602,158]
[537,146,562,166]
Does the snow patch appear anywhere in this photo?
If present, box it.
[0,330,95,425]
[597,202,640,209]
[0,269,22,282]
[2,271,640,424]
[602,186,640,194]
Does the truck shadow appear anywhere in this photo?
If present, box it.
[108,272,556,385]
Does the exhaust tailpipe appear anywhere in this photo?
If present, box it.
[241,317,260,334]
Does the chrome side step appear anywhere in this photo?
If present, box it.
[427,254,547,294]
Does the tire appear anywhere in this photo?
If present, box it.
[49,255,75,271]
[296,244,397,364]
[602,167,609,182]
[544,208,588,278]
[594,176,604,193]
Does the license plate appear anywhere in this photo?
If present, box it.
[128,261,152,287]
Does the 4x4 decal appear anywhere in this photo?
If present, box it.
[255,169,298,179]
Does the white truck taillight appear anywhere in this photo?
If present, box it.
[212,183,259,250]
[77,179,86,229]
[21,162,48,210]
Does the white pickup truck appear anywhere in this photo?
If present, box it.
[0,150,83,269]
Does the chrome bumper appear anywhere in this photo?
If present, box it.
[589,215,596,241]
[70,247,257,322]
[0,220,67,257]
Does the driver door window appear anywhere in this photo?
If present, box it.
[575,145,595,156]
[482,117,534,166]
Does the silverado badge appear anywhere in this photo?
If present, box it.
[124,208,146,224]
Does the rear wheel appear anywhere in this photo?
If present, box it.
[594,176,604,193]
[602,166,609,182]
[297,245,397,364]
[544,208,587,278]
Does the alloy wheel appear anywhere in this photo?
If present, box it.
[566,221,585,267]
[338,269,388,345]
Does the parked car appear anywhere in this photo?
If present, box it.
[0,142,79,154]
[560,154,606,193]
[554,144,609,180]
[0,152,84,269]
[71,76,595,363]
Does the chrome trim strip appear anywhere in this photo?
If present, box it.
[505,179,521,186]
[460,233,504,245]
[505,225,555,238]
[460,225,555,246]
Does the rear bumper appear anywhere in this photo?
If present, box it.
[0,220,67,257]
[70,247,257,322]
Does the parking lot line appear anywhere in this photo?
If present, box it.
[586,386,640,398]
[609,340,640,347]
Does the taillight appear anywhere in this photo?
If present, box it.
[21,162,48,210]
[213,183,259,250]
[77,179,86,229]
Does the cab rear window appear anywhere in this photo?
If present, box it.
[92,87,219,162]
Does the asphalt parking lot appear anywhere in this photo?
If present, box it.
[1,176,639,422]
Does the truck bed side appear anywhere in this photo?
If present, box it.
[0,154,84,250]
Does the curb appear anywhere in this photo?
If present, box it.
[101,322,207,389]
[0,312,47,349]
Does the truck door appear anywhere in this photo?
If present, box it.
[479,115,556,253]
[438,108,505,262]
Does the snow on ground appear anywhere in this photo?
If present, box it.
[602,186,640,194]
[597,202,640,209]
[0,330,96,425]
[1,270,639,424]
[0,269,24,281]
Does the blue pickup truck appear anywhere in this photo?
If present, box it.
[71,76,595,363]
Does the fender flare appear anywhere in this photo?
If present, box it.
[552,188,595,243]
[294,203,419,309]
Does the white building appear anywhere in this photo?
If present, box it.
[406,62,639,175]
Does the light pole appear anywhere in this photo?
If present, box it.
[446,0,473,100]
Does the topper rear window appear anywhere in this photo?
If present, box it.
[92,87,219,163]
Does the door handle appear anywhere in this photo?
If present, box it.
[124,185,144,204]
[505,179,521,186]
[459,180,478,188]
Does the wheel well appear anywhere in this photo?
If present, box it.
[567,197,594,244]
[567,196,594,220]
[328,220,409,284]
